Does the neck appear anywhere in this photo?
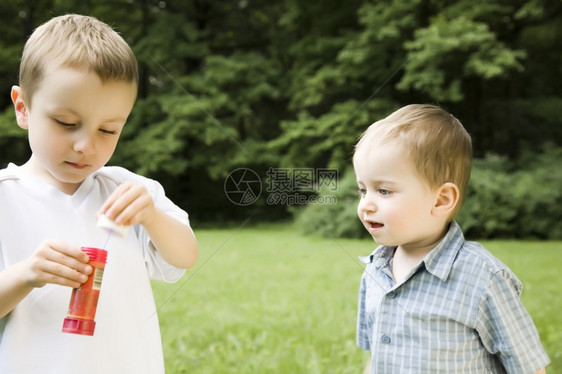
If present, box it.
[392,223,450,282]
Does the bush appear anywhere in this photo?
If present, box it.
[292,168,367,239]
[295,145,562,239]
[458,145,562,239]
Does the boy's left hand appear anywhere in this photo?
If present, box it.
[97,182,155,227]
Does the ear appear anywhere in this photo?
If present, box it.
[432,182,459,217]
[11,86,29,130]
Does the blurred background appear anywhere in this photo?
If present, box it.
[1,0,561,238]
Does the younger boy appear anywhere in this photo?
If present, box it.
[0,14,198,373]
[354,104,549,373]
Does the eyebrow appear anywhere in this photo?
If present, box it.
[358,178,399,186]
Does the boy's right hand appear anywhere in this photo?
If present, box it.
[22,240,92,289]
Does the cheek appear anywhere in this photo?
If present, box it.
[99,140,119,161]
[98,133,120,149]
[27,126,51,152]
[384,198,427,227]
[378,200,404,223]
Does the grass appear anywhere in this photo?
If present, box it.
[152,224,561,373]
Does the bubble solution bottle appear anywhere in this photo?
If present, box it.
[62,247,107,336]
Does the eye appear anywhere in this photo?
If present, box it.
[54,119,76,127]
[357,188,367,197]
[378,189,391,196]
[99,128,118,135]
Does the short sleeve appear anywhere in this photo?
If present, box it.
[95,167,190,283]
[356,274,371,351]
[476,269,550,373]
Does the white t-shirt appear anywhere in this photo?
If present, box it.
[0,164,189,373]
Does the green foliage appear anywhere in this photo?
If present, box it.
[270,99,398,171]
[0,107,28,167]
[457,145,562,239]
[456,155,519,237]
[398,16,526,101]
[1,0,561,223]
[293,169,366,239]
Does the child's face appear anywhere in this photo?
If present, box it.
[13,64,137,194]
[354,141,444,251]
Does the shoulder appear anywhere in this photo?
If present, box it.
[455,240,522,294]
[93,166,158,188]
[425,222,516,286]
[440,222,513,279]
[434,223,522,297]
[457,240,509,273]
[92,166,169,201]
[0,164,20,183]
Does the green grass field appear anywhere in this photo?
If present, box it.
[152,224,561,373]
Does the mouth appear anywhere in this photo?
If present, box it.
[66,161,89,169]
[365,220,384,233]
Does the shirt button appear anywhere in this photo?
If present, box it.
[387,291,396,299]
[381,334,391,344]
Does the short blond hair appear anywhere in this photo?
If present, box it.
[19,14,138,107]
[354,104,472,219]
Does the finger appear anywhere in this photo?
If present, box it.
[102,183,141,221]
[114,192,153,226]
[45,251,92,276]
[97,182,134,217]
[108,185,151,224]
[44,240,90,266]
[36,241,92,281]
[42,260,90,287]
[26,256,89,288]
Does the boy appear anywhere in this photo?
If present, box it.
[0,14,198,373]
[354,104,549,373]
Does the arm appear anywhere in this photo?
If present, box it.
[98,182,198,269]
[0,240,91,318]
[141,207,198,268]
[535,369,546,374]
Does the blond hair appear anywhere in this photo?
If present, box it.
[19,14,138,107]
[354,104,472,218]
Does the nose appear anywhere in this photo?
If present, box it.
[73,131,95,155]
[358,193,377,214]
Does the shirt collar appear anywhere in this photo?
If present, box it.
[422,221,465,281]
[359,245,393,268]
[358,221,465,282]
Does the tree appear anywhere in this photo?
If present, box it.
[0,0,560,223]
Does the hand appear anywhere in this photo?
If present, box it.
[22,240,92,289]
[97,182,156,227]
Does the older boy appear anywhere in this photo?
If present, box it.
[354,104,549,373]
[0,14,197,373]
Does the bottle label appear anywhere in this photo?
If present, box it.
[92,268,104,291]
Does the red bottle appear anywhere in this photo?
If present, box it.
[62,247,107,336]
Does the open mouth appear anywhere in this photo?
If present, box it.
[363,219,384,235]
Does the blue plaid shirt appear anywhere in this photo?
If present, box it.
[357,222,550,373]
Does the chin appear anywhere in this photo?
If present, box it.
[372,236,398,247]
